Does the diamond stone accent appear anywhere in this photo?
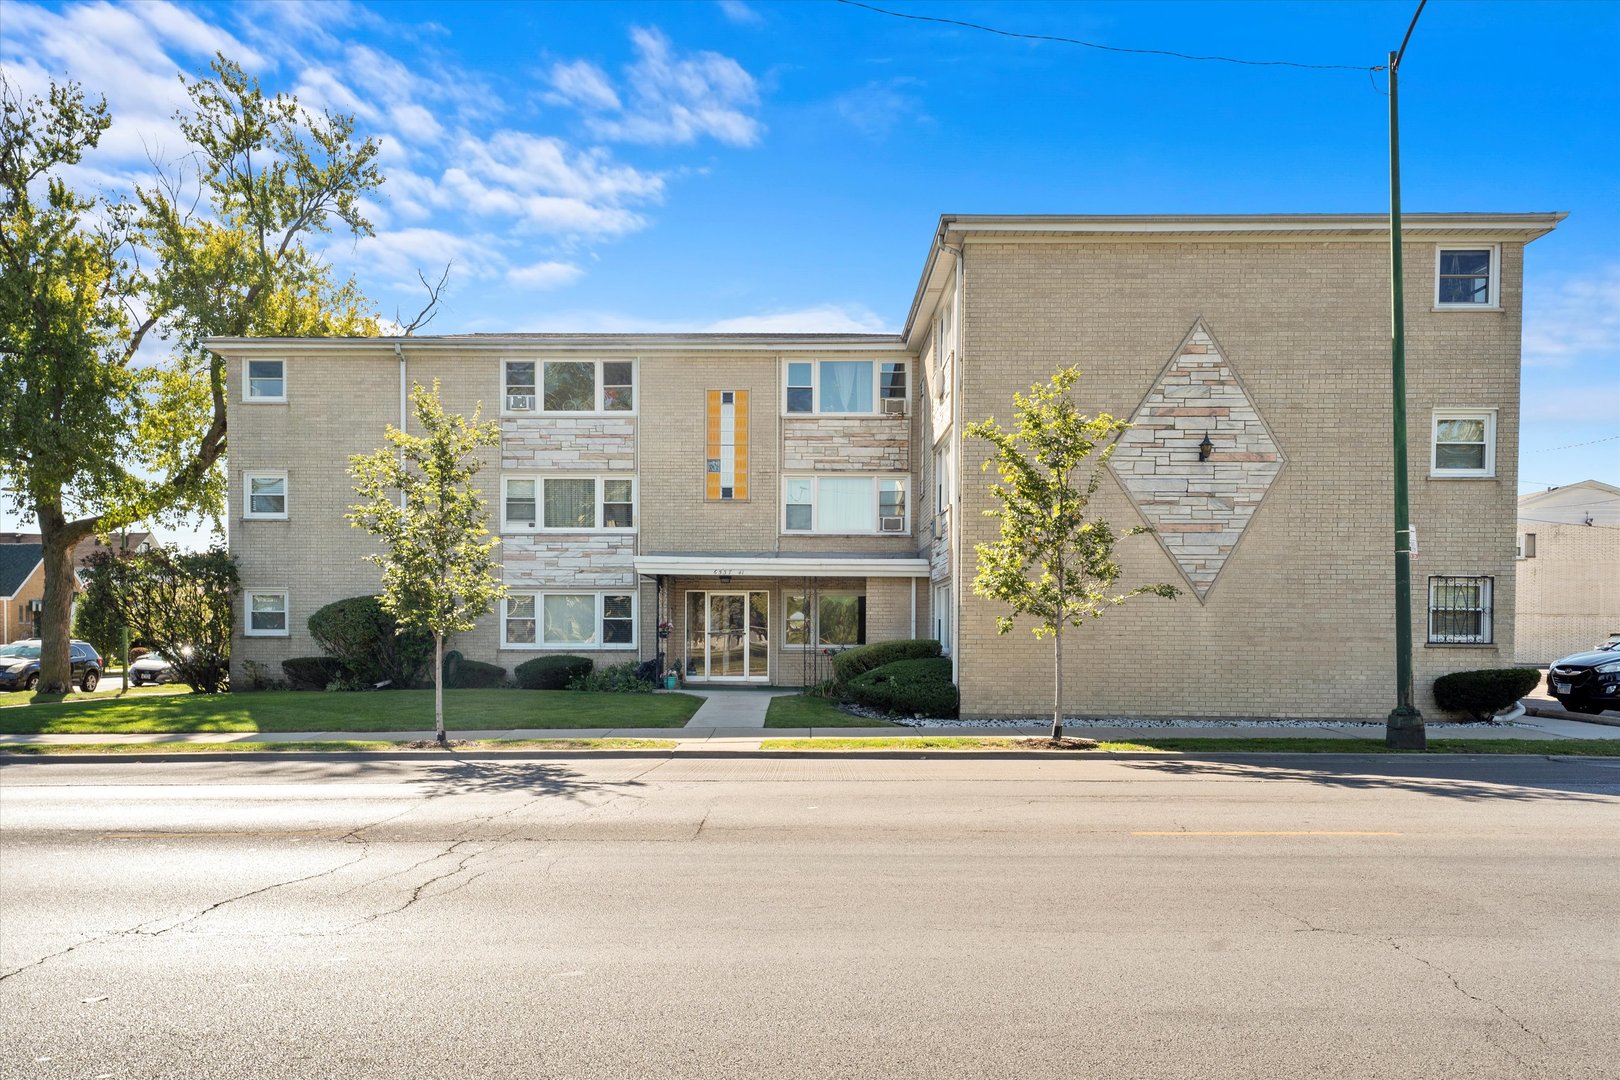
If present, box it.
[1110,321,1285,601]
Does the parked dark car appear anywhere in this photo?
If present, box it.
[1547,642,1620,715]
[129,652,178,685]
[0,639,103,692]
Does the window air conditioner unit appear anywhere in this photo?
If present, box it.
[507,394,536,412]
[879,516,906,533]
[880,397,907,416]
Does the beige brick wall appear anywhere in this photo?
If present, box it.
[1515,523,1620,663]
[952,237,1524,720]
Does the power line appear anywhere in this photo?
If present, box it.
[1528,433,1620,453]
[832,0,1382,72]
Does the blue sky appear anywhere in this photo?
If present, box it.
[1,0,1615,542]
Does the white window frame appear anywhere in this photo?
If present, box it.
[244,589,290,637]
[243,471,289,520]
[1434,244,1500,310]
[781,474,910,536]
[501,591,637,650]
[1430,408,1497,479]
[781,358,905,416]
[782,591,866,650]
[502,360,538,414]
[243,359,287,403]
[505,359,637,416]
[502,475,636,533]
[933,582,951,655]
[1427,576,1494,645]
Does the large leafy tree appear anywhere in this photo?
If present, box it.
[348,381,506,747]
[79,546,239,694]
[0,59,381,696]
[967,367,1180,741]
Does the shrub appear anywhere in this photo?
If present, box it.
[447,659,506,689]
[845,656,958,718]
[79,546,237,694]
[830,639,941,684]
[282,656,348,692]
[515,655,593,690]
[569,661,655,693]
[307,595,433,688]
[1433,668,1542,722]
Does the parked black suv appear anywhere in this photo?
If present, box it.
[0,639,103,692]
[1547,641,1620,715]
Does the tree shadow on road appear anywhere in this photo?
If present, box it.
[1117,755,1620,803]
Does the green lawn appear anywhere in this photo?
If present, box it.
[0,689,704,734]
[764,694,898,728]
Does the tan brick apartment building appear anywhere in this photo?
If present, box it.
[212,212,1562,718]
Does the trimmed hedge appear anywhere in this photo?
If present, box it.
[282,656,348,692]
[845,656,959,718]
[1433,668,1541,722]
[307,595,432,688]
[831,639,941,685]
[515,655,593,690]
[447,659,506,689]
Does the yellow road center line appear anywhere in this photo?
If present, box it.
[1132,831,1402,837]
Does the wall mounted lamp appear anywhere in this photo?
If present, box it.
[1198,434,1215,462]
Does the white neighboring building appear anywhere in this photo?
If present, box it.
[1515,480,1620,664]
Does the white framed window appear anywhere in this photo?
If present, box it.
[1428,576,1493,644]
[933,582,951,654]
[783,592,866,649]
[1434,246,1499,309]
[244,590,289,636]
[782,359,907,415]
[782,475,909,535]
[507,359,636,415]
[1430,408,1496,478]
[502,592,636,649]
[244,359,286,402]
[1517,532,1536,560]
[502,476,635,532]
[243,472,288,520]
[934,438,953,518]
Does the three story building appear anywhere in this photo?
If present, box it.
[214,211,1562,718]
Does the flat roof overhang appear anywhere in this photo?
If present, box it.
[634,555,931,579]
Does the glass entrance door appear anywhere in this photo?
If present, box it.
[685,590,769,681]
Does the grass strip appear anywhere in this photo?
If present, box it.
[0,689,704,734]
[1,738,680,755]
[759,736,1620,755]
[763,694,898,728]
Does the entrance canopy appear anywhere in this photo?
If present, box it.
[633,554,929,579]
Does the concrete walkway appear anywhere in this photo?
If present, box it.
[678,687,797,730]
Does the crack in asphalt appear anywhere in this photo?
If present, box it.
[1264,901,1550,1072]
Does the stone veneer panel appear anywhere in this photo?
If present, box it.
[1110,321,1286,600]
[501,534,636,588]
[783,416,909,472]
[503,417,635,471]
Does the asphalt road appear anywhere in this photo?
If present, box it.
[2,753,1618,1079]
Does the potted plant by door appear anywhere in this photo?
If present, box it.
[663,668,680,691]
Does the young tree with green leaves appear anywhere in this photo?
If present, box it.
[348,381,506,747]
[967,367,1180,741]
[79,546,239,693]
[0,59,381,697]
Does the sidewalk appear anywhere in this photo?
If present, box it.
[2,709,1615,749]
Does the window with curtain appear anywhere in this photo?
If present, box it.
[818,476,875,532]
[783,476,905,533]
[820,361,873,413]
[544,478,596,528]
[543,594,596,644]
[506,479,537,525]
[1431,410,1495,477]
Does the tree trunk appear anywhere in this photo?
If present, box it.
[1052,619,1064,742]
[34,501,94,698]
[434,631,446,747]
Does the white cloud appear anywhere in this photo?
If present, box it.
[705,304,892,333]
[552,26,764,148]
[717,1,765,27]
[345,227,503,289]
[507,260,586,290]
[545,59,620,112]
[832,78,929,139]
[1524,266,1620,368]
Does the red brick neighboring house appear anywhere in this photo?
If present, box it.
[0,533,152,643]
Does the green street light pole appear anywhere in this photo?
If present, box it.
[1385,38,1425,749]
